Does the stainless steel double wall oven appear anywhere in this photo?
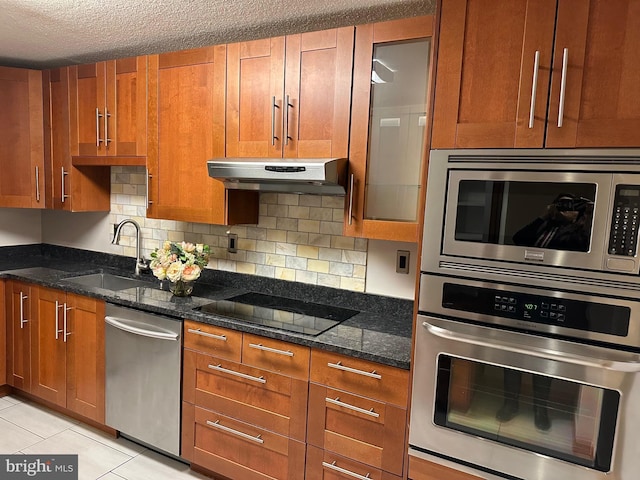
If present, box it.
[410,149,640,480]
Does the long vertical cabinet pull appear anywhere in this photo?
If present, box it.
[528,51,541,129]
[146,170,153,206]
[284,94,292,145]
[55,301,64,340]
[271,96,280,145]
[557,48,569,128]
[34,166,40,202]
[61,167,69,203]
[19,292,28,328]
[104,108,112,147]
[63,304,72,342]
[348,174,355,226]
[96,108,103,146]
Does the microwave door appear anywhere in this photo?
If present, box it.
[441,170,612,273]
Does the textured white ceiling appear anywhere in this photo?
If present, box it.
[1,0,435,69]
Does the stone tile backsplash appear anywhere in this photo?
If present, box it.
[109,167,368,292]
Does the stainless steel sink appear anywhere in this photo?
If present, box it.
[62,273,152,291]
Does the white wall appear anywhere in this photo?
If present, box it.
[40,210,117,254]
[365,239,418,300]
[0,209,42,246]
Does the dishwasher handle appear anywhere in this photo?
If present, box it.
[105,315,179,341]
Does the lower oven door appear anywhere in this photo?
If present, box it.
[409,315,640,480]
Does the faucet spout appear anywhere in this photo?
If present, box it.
[112,219,149,276]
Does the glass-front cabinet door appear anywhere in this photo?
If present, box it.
[345,15,434,242]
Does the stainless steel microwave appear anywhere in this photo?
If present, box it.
[422,149,640,295]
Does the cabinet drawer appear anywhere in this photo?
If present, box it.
[191,405,306,480]
[306,445,402,480]
[242,333,310,380]
[184,319,241,362]
[310,349,409,407]
[182,349,308,441]
[408,454,483,480]
[307,383,406,476]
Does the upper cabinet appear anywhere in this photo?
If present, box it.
[43,67,111,211]
[226,27,354,158]
[146,46,258,225]
[344,16,434,242]
[69,57,147,160]
[0,67,45,209]
[432,0,640,149]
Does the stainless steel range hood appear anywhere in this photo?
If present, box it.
[207,157,348,195]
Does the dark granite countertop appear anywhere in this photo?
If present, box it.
[0,244,413,369]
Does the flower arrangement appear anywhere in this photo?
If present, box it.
[150,241,210,283]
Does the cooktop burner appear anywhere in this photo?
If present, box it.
[196,292,358,336]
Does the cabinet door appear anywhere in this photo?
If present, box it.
[45,68,111,212]
[306,445,402,480]
[431,0,557,149]
[5,281,31,391]
[70,63,106,156]
[107,57,148,157]
[31,287,66,407]
[283,28,353,158]
[546,0,640,147]
[66,294,105,423]
[226,37,286,157]
[345,16,433,241]
[0,67,44,208]
[148,47,258,224]
[0,281,4,386]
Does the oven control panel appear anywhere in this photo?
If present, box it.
[608,184,640,257]
[442,283,630,336]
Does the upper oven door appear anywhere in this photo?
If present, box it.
[442,168,612,272]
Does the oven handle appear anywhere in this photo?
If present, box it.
[423,321,640,372]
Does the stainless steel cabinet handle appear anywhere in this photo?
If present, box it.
[188,328,227,342]
[105,315,179,341]
[55,300,64,340]
[528,50,540,129]
[206,420,264,444]
[284,94,292,146]
[325,397,380,418]
[322,461,371,480]
[271,96,280,146]
[19,292,28,328]
[249,342,293,357]
[35,166,40,202]
[146,171,153,206]
[557,47,569,128]
[327,361,381,380]
[348,174,355,226]
[208,364,266,384]
[104,108,112,146]
[63,303,72,343]
[61,167,69,203]
[96,108,103,146]
[423,320,640,372]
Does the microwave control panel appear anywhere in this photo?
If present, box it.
[441,283,630,337]
[608,184,640,256]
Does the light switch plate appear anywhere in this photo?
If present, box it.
[396,250,410,274]
[227,233,238,253]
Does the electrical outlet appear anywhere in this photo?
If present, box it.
[396,250,410,274]
[227,233,238,253]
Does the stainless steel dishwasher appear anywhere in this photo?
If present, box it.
[105,304,182,457]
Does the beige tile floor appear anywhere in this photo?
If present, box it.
[0,394,211,480]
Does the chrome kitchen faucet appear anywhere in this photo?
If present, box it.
[112,219,149,276]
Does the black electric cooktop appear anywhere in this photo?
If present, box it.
[197,292,358,336]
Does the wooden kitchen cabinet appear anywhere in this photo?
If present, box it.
[1,281,6,387]
[43,67,111,211]
[5,281,33,391]
[182,320,308,479]
[226,27,353,159]
[308,349,410,478]
[432,0,640,149]
[345,16,434,242]
[69,57,147,160]
[0,67,45,209]
[306,445,402,480]
[146,46,259,225]
[31,286,105,423]
[408,455,482,480]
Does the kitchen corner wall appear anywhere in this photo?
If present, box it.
[110,167,373,291]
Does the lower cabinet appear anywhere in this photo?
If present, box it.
[0,280,5,387]
[182,320,309,480]
[408,455,483,480]
[306,445,402,480]
[5,281,105,423]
